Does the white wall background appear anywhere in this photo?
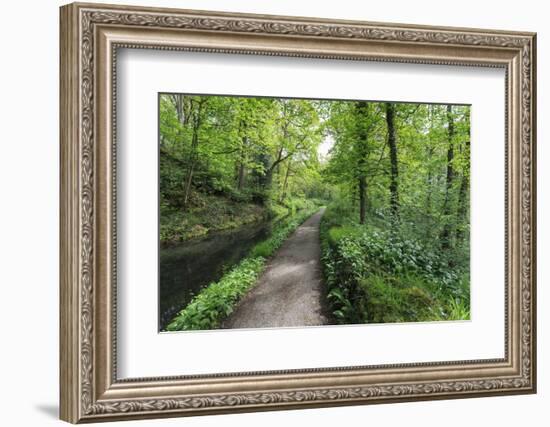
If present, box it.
[0,0,545,425]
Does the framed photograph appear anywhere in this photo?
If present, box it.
[60,2,537,423]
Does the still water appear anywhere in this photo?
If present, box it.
[159,220,273,330]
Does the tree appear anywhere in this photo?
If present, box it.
[440,104,455,250]
[355,101,370,224]
[159,94,471,264]
[262,99,321,193]
[385,102,399,221]
[455,138,470,243]
[324,101,385,224]
[182,97,208,207]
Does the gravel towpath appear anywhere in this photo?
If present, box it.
[222,208,329,329]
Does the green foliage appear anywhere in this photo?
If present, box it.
[358,273,439,323]
[166,257,265,331]
[160,191,268,243]
[159,94,333,245]
[166,208,319,330]
[250,207,316,258]
[160,92,471,328]
[327,225,361,246]
[445,296,470,320]
[320,202,470,325]
[249,241,272,259]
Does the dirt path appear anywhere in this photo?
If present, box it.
[222,208,329,329]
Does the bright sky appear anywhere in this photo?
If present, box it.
[318,134,334,161]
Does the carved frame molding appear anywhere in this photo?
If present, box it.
[60,2,536,423]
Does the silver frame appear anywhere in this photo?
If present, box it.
[60,2,536,423]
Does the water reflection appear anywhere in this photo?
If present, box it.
[159,220,273,330]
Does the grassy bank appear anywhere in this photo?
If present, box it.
[166,204,320,331]
[320,203,470,324]
[160,169,318,244]
[160,191,269,243]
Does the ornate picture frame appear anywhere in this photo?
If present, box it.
[60,2,536,423]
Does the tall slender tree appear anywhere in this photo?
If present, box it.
[455,138,470,243]
[385,103,399,222]
[355,101,371,224]
[182,97,208,208]
[440,104,455,250]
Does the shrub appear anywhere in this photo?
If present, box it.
[327,225,361,246]
[445,296,470,320]
[320,203,469,325]
[227,189,251,203]
[166,257,265,330]
[250,241,273,258]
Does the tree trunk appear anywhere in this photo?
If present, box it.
[359,176,367,225]
[279,160,292,202]
[425,148,435,214]
[183,160,195,207]
[424,171,434,240]
[455,140,471,244]
[264,146,290,191]
[182,100,204,208]
[385,103,399,221]
[355,101,370,225]
[183,128,198,207]
[236,135,247,191]
[424,106,436,239]
[440,105,455,250]
[173,94,184,124]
